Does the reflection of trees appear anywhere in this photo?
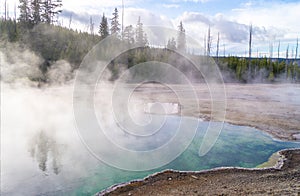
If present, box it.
[29,131,62,174]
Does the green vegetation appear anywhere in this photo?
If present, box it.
[1,19,98,68]
[216,56,299,83]
[1,0,299,84]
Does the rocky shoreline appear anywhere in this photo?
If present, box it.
[98,148,300,195]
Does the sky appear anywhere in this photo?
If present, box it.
[3,0,300,57]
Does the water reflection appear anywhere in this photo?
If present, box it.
[29,131,62,174]
[2,117,299,196]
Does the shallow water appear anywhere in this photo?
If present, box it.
[1,111,299,195]
[75,117,300,195]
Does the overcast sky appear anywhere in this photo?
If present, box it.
[3,0,300,57]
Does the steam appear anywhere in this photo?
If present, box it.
[0,26,226,194]
[45,60,74,85]
[0,42,43,86]
[0,42,75,87]
[0,82,110,195]
[1,24,299,195]
[0,42,90,195]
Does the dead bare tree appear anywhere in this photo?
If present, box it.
[277,40,281,60]
[294,38,298,81]
[256,48,259,75]
[286,44,289,79]
[14,3,17,36]
[216,32,220,62]
[90,16,94,36]
[203,35,207,56]
[122,0,124,39]
[4,0,7,21]
[14,3,16,21]
[269,41,274,75]
[69,14,72,29]
[269,42,273,59]
[248,23,253,79]
[295,38,298,60]
[207,26,211,56]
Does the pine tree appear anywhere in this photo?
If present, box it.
[18,0,31,25]
[41,0,51,23]
[41,0,62,24]
[177,21,186,53]
[99,13,109,39]
[18,0,62,27]
[167,37,176,50]
[31,0,42,25]
[110,8,120,36]
[52,0,63,23]
[135,16,147,47]
[123,25,134,44]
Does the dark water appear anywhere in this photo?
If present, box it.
[72,116,299,195]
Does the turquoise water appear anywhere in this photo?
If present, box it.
[3,115,298,196]
[71,116,300,195]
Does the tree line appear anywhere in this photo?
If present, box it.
[217,56,299,83]
[0,0,299,83]
[98,8,149,48]
[18,0,62,27]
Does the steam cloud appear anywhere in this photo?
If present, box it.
[0,42,87,194]
[0,26,226,194]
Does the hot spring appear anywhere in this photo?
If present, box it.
[1,85,299,195]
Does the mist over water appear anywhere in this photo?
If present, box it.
[0,43,87,194]
[1,80,299,195]
[2,86,80,194]
[1,31,300,195]
[2,82,299,195]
